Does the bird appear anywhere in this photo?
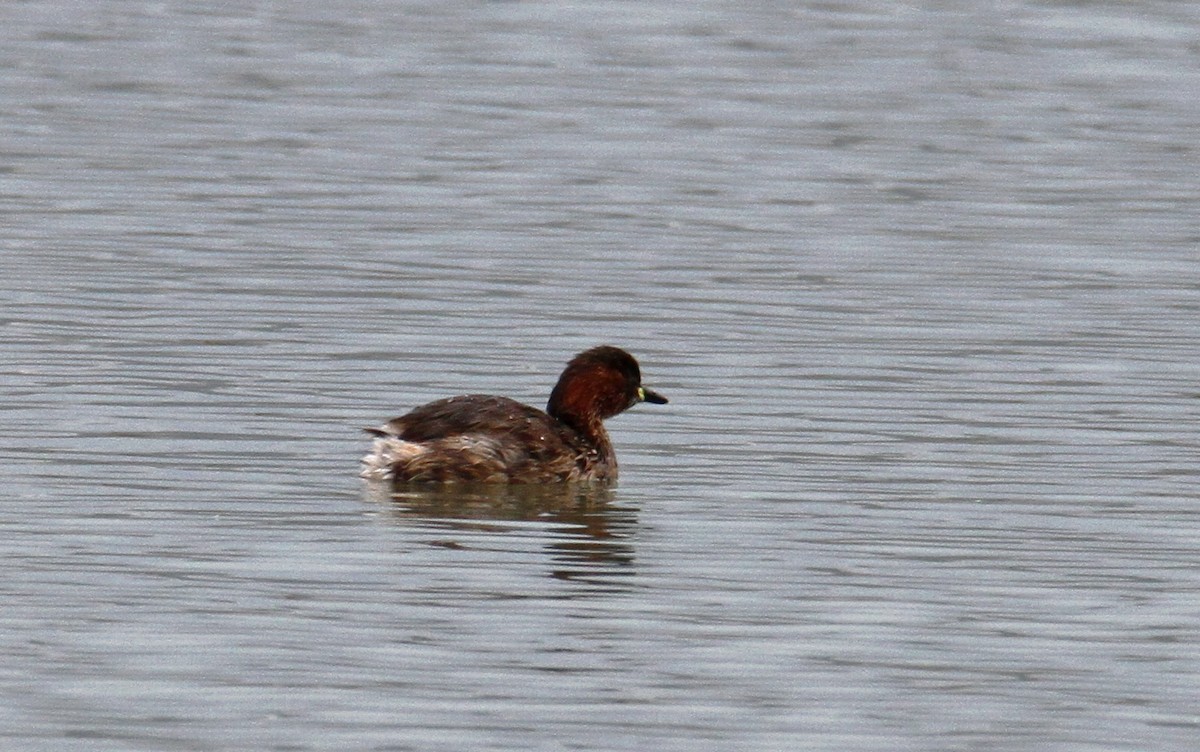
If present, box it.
[361,345,667,483]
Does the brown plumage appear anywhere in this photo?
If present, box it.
[361,346,667,483]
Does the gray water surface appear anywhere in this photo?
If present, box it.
[3,1,1200,750]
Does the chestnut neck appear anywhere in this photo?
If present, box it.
[547,366,627,451]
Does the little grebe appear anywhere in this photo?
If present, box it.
[361,346,667,483]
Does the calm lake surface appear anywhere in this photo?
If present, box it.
[4,1,1199,750]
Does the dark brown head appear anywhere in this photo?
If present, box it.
[546,346,668,427]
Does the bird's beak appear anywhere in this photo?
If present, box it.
[638,386,668,405]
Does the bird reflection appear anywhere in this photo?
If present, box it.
[364,482,639,586]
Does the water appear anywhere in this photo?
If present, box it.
[3,1,1199,750]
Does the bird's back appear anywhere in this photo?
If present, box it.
[362,395,602,483]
